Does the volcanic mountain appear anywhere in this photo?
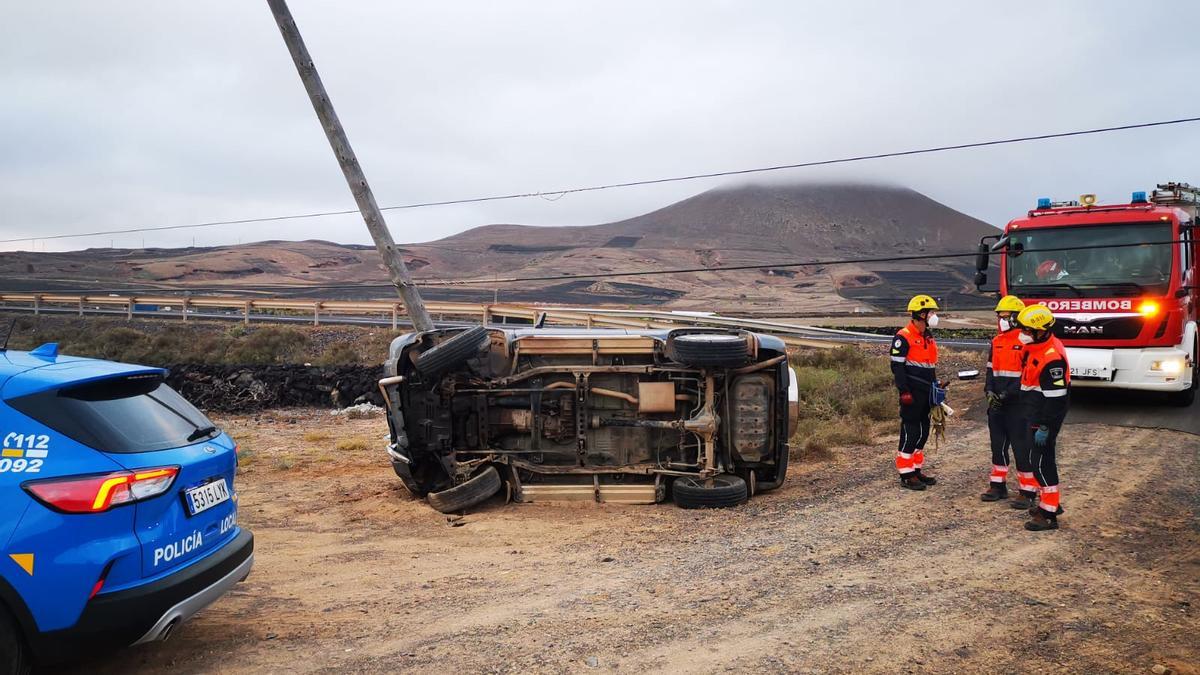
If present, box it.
[0,182,999,314]
[446,182,993,254]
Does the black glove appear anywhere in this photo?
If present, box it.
[986,391,1002,410]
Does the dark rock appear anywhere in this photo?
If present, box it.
[165,363,384,412]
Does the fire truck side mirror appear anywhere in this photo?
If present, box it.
[974,271,988,288]
[975,243,990,272]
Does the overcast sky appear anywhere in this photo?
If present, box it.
[2,1,1199,252]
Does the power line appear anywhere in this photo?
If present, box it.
[5,115,1199,245]
[9,239,1186,294]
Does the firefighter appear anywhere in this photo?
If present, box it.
[890,294,940,491]
[981,295,1031,503]
[1014,304,1070,531]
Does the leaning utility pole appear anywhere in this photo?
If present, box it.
[265,0,434,331]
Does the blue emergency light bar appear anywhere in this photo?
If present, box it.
[1131,191,1148,203]
[1036,197,1052,209]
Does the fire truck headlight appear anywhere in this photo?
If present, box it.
[1151,360,1184,374]
[1138,301,1160,318]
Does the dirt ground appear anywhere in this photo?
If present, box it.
[68,404,1199,674]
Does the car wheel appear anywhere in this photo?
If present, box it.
[670,333,751,367]
[0,607,31,675]
[671,474,748,509]
[414,326,490,377]
[426,465,503,513]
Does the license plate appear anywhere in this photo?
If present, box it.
[1070,367,1108,379]
[185,479,231,516]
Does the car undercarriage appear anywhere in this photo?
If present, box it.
[380,326,798,512]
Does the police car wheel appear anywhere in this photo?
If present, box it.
[426,465,503,513]
[0,607,31,675]
[670,334,751,367]
[414,326,490,377]
[671,474,748,509]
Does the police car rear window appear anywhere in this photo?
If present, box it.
[8,375,219,454]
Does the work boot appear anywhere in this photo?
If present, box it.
[915,470,938,486]
[980,483,1008,502]
[1010,492,1036,509]
[1029,504,1064,516]
[900,474,927,491]
[1024,509,1059,531]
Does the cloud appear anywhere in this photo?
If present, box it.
[2,0,1199,251]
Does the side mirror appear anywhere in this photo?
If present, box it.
[975,243,990,272]
[974,271,988,288]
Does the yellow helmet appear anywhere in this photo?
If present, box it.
[994,295,1025,313]
[907,294,940,312]
[1017,304,1055,331]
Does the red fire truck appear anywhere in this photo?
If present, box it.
[975,182,1199,406]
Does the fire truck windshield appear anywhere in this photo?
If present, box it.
[1007,223,1173,298]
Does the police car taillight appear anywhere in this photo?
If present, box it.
[23,466,179,513]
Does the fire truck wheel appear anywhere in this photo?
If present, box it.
[1167,339,1199,407]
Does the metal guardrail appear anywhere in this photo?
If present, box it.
[0,292,986,350]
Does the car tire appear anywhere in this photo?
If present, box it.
[671,474,748,509]
[0,606,31,675]
[670,333,751,367]
[414,326,490,377]
[427,465,502,513]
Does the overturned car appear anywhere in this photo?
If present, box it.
[380,326,799,512]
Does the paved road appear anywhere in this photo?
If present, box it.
[1065,388,1200,435]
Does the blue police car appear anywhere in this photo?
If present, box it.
[0,344,252,671]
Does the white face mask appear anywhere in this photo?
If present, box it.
[926,313,940,328]
[1018,332,1034,345]
[998,317,1012,332]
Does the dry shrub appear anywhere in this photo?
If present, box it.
[225,327,308,364]
[789,345,896,458]
[334,436,371,452]
[317,343,361,366]
[303,431,332,443]
[850,390,896,421]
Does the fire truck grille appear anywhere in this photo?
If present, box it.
[1052,315,1144,340]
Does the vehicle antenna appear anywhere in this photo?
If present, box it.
[0,317,17,352]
